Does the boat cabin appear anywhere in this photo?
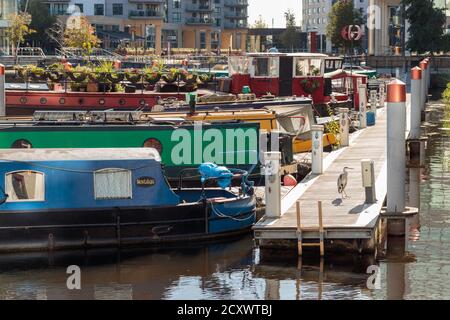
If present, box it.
[228,52,355,106]
[0,148,181,211]
[0,148,256,251]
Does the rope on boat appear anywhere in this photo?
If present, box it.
[210,201,256,222]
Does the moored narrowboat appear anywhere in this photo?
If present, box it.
[0,148,256,252]
[0,115,261,184]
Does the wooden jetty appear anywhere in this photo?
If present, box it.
[254,98,412,254]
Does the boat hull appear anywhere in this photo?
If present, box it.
[0,198,256,253]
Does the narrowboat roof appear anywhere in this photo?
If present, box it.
[0,148,161,162]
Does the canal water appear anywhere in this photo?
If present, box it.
[0,102,449,300]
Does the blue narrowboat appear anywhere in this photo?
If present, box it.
[0,148,256,252]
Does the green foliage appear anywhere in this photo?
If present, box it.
[402,0,448,54]
[25,0,56,49]
[281,9,298,51]
[442,82,450,104]
[324,105,341,149]
[5,12,36,56]
[326,0,363,51]
[252,15,268,28]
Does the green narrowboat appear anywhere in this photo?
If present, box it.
[0,112,260,184]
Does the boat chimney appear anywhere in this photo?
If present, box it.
[188,94,197,115]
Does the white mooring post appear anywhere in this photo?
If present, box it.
[387,79,406,214]
[410,67,422,140]
[361,159,377,204]
[0,64,5,117]
[264,151,281,218]
[339,108,349,147]
[311,125,324,175]
[358,84,367,129]
[369,89,378,114]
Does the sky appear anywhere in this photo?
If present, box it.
[248,0,302,28]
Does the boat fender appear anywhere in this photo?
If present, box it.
[283,174,297,186]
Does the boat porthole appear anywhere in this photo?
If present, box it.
[78,98,84,105]
[119,98,126,106]
[59,98,66,105]
[11,139,33,149]
[139,99,146,106]
[99,98,106,105]
[20,97,27,104]
[143,138,163,154]
[40,97,47,105]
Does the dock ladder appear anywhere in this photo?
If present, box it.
[296,201,324,256]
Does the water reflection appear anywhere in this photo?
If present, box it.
[0,103,449,300]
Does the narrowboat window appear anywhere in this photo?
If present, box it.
[11,139,32,149]
[94,169,132,200]
[228,56,250,75]
[5,171,45,202]
[294,58,323,76]
[253,57,279,77]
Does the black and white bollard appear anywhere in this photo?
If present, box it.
[311,125,324,175]
[0,64,5,117]
[358,84,367,129]
[410,67,422,140]
[339,108,349,147]
[264,151,281,218]
[361,159,377,204]
[387,79,406,214]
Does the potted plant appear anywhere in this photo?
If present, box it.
[300,78,321,94]
[162,68,180,84]
[125,69,143,84]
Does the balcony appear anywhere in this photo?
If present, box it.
[224,0,248,7]
[225,11,248,19]
[224,21,248,29]
[185,18,214,25]
[129,10,163,19]
[185,4,213,12]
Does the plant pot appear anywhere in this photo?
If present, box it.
[87,83,99,92]
[125,85,136,93]
[98,83,111,92]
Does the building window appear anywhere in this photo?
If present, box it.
[94,4,104,15]
[173,12,181,22]
[112,3,123,15]
[5,171,45,202]
[94,169,132,200]
[174,0,181,9]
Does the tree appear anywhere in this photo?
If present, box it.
[25,0,56,51]
[281,9,297,51]
[252,15,268,28]
[402,0,449,55]
[64,16,100,56]
[326,0,363,52]
[5,12,36,63]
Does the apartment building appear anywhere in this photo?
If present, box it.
[301,0,333,52]
[45,0,248,54]
[0,0,18,54]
